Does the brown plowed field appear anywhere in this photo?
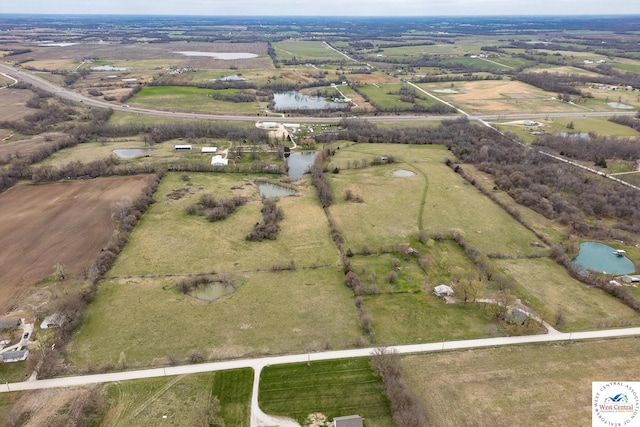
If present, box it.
[0,175,154,314]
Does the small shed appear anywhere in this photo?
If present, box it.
[622,275,640,284]
[201,147,217,153]
[0,318,21,331]
[0,350,29,363]
[211,155,229,166]
[175,144,192,150]
[333,415,363,427]
[434,284,454,297]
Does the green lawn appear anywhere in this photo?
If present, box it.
[259,358,394,426]
[100,369,252,426]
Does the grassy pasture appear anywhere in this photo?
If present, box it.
[355,83,438,110]
[130,86,262,114]
[70,268,360,368]
[364,292,503,345]
[272,40,345,62]
[403,337,640,427]
[495,258,640,331]
[259,358,394,426]
[110,173,337,276]
[100,369,252,426]
[329,143,544,256]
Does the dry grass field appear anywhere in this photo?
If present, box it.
[0,132,68,163]
[0,88,35,122]
[403,337,640,426]
[0,175,154,313]
[419,80,588,114]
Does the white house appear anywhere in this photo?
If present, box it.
[211,155,229,166]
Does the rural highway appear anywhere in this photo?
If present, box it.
[0,62,635,124]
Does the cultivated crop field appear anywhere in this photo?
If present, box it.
[403,337,640,426]
[0,175,154,313]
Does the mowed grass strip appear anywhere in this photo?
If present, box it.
[495,258,640,331]
[259,358,394,425]
[100,369,252,426]
[402,337,640,427]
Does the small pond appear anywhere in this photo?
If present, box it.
[571,242,635,275]
[218,74,246,81]
[113,148,153,159]
[273,91,348,111]
[392,169,417,177]
[558,132,590,139]
[174,51,258,59]
[433,89,459,94]
[256,182,297,198]
[287,151,317,181]
[189,282,236,302]
[608,102,634,110]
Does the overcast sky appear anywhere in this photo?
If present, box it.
[1,0,639,16]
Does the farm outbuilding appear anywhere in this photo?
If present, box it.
[201,147,217,153]
[333,415,363,427]
[211,155,229,166]
[0,350,29,363]
[434,284,454,297]
[40,313,66,329]
[175,144,192,150]
[0,318,21,331]
[622,275,640,284]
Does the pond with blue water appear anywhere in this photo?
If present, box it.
[571,242,635,275]
[255,182,297,198]
[273,91,348,111]
[113,148,153,159]
[286,151,317,181]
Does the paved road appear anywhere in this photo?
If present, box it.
[3,326,640,394]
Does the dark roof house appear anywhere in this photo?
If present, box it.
[0,318,21,331]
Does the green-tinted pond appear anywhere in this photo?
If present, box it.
[571,242,635,275]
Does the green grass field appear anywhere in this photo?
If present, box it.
[272,40,346,62]
[259,358,394,425]
[364,292,504,345]
[130,86,262,114]
[328,143,545,256]
[100,369,252,426]
[403,337,640,426]
[495,258,640,330]
[355,83,438,111]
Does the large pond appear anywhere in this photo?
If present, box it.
[273,91,348,111]
[189,282,236,302]
[287,151,317,181]
[113,148,153,159]
[571,242,635,275]
[255,182,297,198]
[174,51,258,60]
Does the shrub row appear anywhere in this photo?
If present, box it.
[246,199,284,241]
[371,348,427,426]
